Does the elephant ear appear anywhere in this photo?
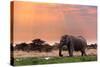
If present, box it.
[60,36,64,45]
[65,35,71,44]
[60,35,68,45]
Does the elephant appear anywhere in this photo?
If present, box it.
[59,35,87,57]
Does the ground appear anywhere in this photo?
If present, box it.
[13,49,97,66]
[14,49,97,58]
[14,56,97,66]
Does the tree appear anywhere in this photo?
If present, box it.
[31,38,45,52]
[14,42,28,51]
[42,43,53,52]
[32,39,45,45]
[88,43,97,49]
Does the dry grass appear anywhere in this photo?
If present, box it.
[14,49,97,58]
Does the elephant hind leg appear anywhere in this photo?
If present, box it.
[81,50,87,56]
[81,51,84,56]
[83,51,87,56]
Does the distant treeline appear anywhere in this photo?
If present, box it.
[14,39,59,52]
[13,38,97,52]
[87,43,97,49]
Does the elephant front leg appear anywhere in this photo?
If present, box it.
[59,46,63,57]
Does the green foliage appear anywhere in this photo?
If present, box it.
[14,56,97,66]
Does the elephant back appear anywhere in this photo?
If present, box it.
[77,36,87,43]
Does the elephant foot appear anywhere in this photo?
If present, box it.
[81,52,87,56]
[59,54,63,57]
[69,55,73,57]
[69,56,73,57]
[83,54,87,56]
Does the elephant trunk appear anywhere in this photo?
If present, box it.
[59,43,63,57]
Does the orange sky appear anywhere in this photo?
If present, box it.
[12,1,97,45]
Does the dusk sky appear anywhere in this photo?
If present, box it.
[13,1,97,45]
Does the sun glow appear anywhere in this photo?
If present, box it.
[12,1,97,45]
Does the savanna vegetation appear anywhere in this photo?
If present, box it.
[12,37,97,66]
[14,56,97,66]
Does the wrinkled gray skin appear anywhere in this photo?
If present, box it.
[59,35,87,57]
